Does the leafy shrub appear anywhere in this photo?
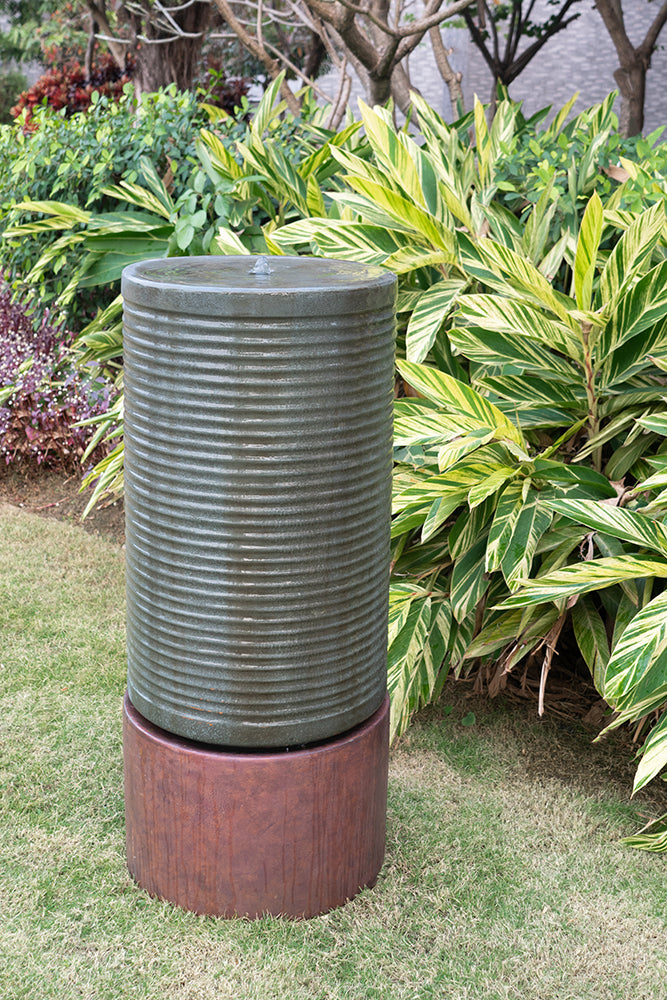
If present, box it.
[0,284,113,468]
[269,95,667,812]
[0,84,219,322]
[10,54,132,125]
[493,92,666,224]
[28,77,362,511]
[1,76,357,327]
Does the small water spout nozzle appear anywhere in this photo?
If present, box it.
[251,256,272,277]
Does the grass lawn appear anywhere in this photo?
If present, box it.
[1,503,666,1000]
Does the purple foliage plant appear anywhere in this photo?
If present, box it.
[0,283,113,469]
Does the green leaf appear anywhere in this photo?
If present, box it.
[393,401,468,447]
[457,294,583,361]
[471,238,575,327]
[486,481,525,572]
[633,711,667,792]
[545,499,667,556]
[467,468,517,508]
[572,596,610,692]
[357,100,426,208]
[498,489,553,590]
[448,497,495,559]
[390,506,431,538]
[465,605,560,660]
[392,469,476,514]
[621,813,667,853]
[597,261,667,364]
[388,596,453,740]
[637,413,667,437]
[396,360,527,451]
[421,495,457,542]
[599,200,665,307]
[406,279,467,363]
[342,175,454,252]
[574,191,603,311]
[500,557,667,608]
[384,247,453,275]
[10,198,91,224]
[78,248,167,287]
[600,316,667,390]
[437,428,495,472]
[532,458,617,500]
[449,325,579,382]
[103,180,172,220]
[251,72,286,137]
[450,615,475,677]
[450,538,488,623]
[603,590,667,706]
[214,226,250,255]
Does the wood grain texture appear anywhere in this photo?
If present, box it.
[124,693,389,918]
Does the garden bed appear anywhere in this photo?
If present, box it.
[0,462,124,545]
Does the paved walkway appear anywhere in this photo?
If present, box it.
[319,1,667,134]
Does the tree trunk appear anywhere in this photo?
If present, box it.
[85,14,98,82]
[133,3,211,95]
[429,26,464,118]
[303,31,327,80]
[594,0,667,138]
[133,34,204,94]
[614,58,647,137]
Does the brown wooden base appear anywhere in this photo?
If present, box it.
[123,692,389,918]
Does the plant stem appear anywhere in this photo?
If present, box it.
[582,323,600,472]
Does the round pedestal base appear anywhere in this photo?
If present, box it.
[123,693,389,918]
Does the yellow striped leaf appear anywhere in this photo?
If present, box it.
[357,100,425,207]
[450,325,579,382]
[476,239,575,327]
[457,294,583,361]
[546,498,667,555]
[397,360,527,450]
[406,279,467,362]
[572,596,610,692]
[574,191,603,311]
[599,201,665,306]
[501,557,667,607]
[384,247,454,274]
[486,481,525,572]
[438,429,495,472]
[621,812,667,852]
[597,260,667,364]
[451,538,488,623]
[464,605,560,661]
[603,590,667,704]
[498,489,553,590]
[468,467,517,508]
[633,711,667,792]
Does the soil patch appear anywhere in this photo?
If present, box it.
[0,463,124,546]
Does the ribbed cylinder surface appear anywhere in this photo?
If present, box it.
[122,256,396,747]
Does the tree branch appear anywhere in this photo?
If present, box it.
[209,0,302,113]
